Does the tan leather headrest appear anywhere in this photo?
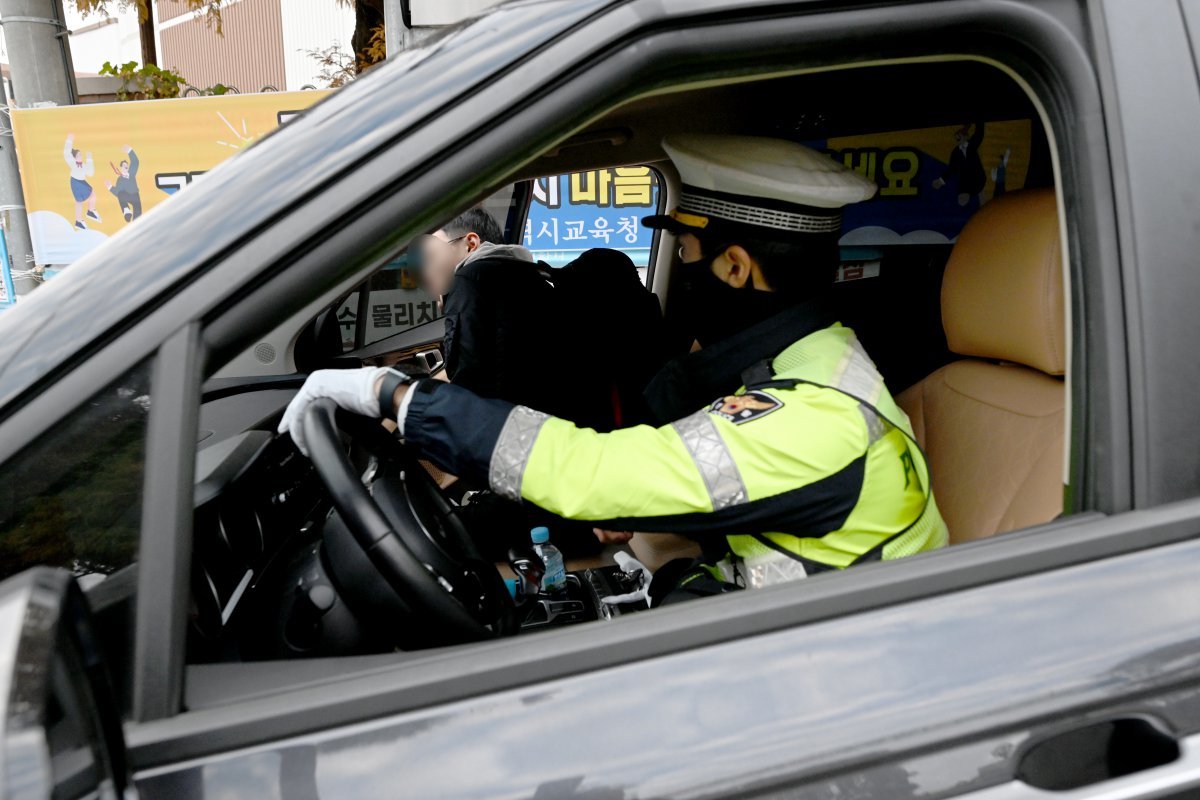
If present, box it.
[941,188,1065,376]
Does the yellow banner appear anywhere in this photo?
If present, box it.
[11,90,331,266]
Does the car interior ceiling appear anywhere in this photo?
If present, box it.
[528,60,1052,394]
[163,59,1065,704]
[295,60,1052,391]
[527,62,1045,175]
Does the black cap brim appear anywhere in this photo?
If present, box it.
[642,213,700,235]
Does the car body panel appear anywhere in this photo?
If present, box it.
[133,535,1200,798]
[1091,0,1200,508]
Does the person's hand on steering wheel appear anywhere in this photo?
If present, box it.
[277,366,514,645]
[279,367,401,454]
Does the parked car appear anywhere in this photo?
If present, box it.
[2,0,1200,797]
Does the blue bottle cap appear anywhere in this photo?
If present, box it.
[531,526,550,544]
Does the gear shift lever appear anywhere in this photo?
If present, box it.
[507,546,545,606]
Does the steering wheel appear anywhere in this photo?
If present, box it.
[301,397,517,648]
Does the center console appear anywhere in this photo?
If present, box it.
[515,566,651,630]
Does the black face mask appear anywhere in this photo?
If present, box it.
[667,258,791,349]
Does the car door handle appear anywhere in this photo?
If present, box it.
[952,731,1200,800]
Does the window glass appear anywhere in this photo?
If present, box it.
[809,119,1036,249]
[523,166,662,283]
[337,266,443,352]
[0,360,151,584]
[338,183,522,350]
[813,118,1041,390]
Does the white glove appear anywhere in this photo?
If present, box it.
[277,367,389,456]
[601,551,654,608]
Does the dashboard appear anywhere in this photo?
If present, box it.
[190,389,327,661]
[185,380,652,663]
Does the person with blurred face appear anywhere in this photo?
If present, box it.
[419,207,503,299]
[416,207,559,413]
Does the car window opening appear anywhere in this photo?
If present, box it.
[180,58,1068,675]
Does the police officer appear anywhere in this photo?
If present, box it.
[280,134,948,600]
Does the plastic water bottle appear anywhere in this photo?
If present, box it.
[531,526,566,595]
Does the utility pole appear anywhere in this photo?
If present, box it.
[383,0,402,56]
[1,0,76,106]
[0,0,77,294]
[384,0,443,56]
[0,89,32,294]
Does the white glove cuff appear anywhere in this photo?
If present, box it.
[362,367,389,417]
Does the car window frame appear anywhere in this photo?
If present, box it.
[1094,0,1200,509]
[95,0,1152,767]
[132,324,203,722]
[194,0,1104,695]
[0,320,202,724]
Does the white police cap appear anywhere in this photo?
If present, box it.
[644,134,877,239]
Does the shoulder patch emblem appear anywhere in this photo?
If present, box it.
[708,390,783,425]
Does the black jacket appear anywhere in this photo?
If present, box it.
[441,248,562,414]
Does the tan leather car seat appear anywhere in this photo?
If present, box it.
[634,189,1066,564]
[896,188,1066,543]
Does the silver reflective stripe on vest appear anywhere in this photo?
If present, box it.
[672,410,748,510]
[747,553,809,589]
[831,334,885,404]
[488,406,550,502]
[831,333,891,446]
[717,552,809,589]
[859,403,889,445]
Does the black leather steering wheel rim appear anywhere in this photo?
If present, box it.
[301,397,511,643]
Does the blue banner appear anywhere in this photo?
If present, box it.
[524,167,660,267]
[0,230,15,307]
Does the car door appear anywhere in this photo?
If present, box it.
[136,2,1200,797]
[6,0,1200,798]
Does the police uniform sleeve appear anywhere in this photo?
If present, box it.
[403,375,884,541]
[402,381,725,526]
